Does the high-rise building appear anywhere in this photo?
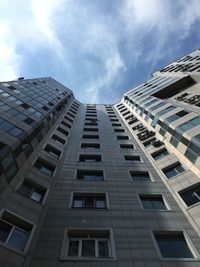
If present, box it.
[0,48,200,266]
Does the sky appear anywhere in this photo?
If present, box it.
[0,0,200,104]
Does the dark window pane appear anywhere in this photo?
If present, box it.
[155,233,193,258]
[31,189,44,203]
[98,240,109,257]
[0,221,12,242]
[85,196,94,208]
[68,241,79,256]
[7,228,28,252]
[73,196,83,208]
[95,196,106,208]
[18,182,32,197]
[180,185,200,206]
[82,240,95,257]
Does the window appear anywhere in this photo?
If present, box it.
[117,135,129,140]
[72,193,106,209]
[151,149,169,160]
[0,210,33,252]
[0,151,18,182]
[184,142,200,164]
[179,183,200,206]
[81,143,100,149]
[143,138,156,148]
[18,179,46,204]
[34,158,55,176]
[44,144,61,158]
[57,127,69,136]
[169,131,181,148]
[130,171,151,182]
[51,134,66,145]
[77,170,104,181]
[139,195,167,210]
[83,128,98,132]
[0,117,24,138]
[82,135,99,139]
[124,155,141,163]
[61,120,72,128]
[64,116,73,123]
[153,231,194,258]
[166,110,188,123]
[163,163,185,179]
[178,116,200,131]
[79,155,101,162]
[63,229,114,259]
[67,112,75,118]
[120,144,134,149]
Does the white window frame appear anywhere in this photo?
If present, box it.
[60,228,116,261]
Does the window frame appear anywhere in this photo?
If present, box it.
[124,155,142,163]
[79,154,102,162]
[162,162,185,179]
[151,230,198,260]
[16,178,48,205]
[130,171,154,182]
[60,228,116,261]
[33,158,56,177]
[138,194,170,211]
[43,143,62,159]
[0,209,36,255]
[76,170,105,181]
[70,192,109,209]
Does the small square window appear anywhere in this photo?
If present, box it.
[34,158,55,176]
[120,144,134,149]
[81,143,100,149]
[124,155,141,163]
[52,134,66,145]
[117,135,129,140]
[179,183,200,207]
[72,193,106,209]
[140,195,167,210]
[83,128,98,132]
[77,170,104,181]
[82,135,99,139]
[130,171,151,182]
[114,129,125,132]
[63,229,114,259]
[18,179,46,204]
[0,210,33,252]
[163,163,185,179]
[153,231,194,258]
[44,144,61,158]
[79,155,101,162]
[151,149,169,160]
[57,127,69,136]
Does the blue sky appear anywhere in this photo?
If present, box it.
[0,0,200,104]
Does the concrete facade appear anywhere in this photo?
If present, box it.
[0,49,200,266]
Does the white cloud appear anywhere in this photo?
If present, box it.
[0,23,22,80]
[0,0,200,102]
[30,0,66,59]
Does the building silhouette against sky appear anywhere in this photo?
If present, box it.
[0,48,200,266]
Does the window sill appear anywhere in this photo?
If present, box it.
[60,257,117,262]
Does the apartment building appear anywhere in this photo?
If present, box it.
[0,49,200,266]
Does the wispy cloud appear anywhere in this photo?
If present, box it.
[0,23,22,80]
[0,0,200,103]
[30,0,66,59]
